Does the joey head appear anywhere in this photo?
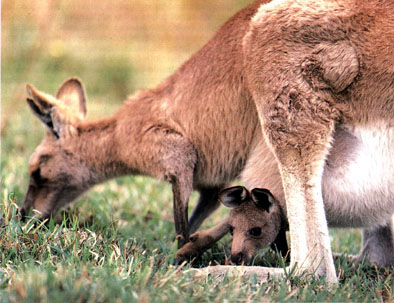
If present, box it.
[176,185,288,264]
[221,186,288,264]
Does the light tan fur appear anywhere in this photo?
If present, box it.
[22,0,394,283]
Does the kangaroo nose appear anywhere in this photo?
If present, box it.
[19,208,27,222]
[231,252,244,264]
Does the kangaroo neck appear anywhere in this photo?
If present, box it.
[66,114,130,184]
[71,90,174,185]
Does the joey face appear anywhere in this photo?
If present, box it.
[219,186,282,264]
[21,78,90,221]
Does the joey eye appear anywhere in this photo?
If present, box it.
[229,225,234,236]
[249,227,262,237]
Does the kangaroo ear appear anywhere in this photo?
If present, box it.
[26,80,82,139]
[251,188,274,212]
[219,186,250,208]
[56,78,87,118]
[26,83,61,138]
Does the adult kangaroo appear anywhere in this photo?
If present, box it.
[21,1,266,247]
[21,0,394,283]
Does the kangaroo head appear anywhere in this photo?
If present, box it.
[219,186,282,264]
[21,78,91,220]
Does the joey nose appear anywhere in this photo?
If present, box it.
[231,252,244,264]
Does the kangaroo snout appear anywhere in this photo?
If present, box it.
[19,208,27,222]
[231,251,246,265]
[230,239,255,264]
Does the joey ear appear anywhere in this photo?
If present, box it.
[251,188,274,212]
[56,78,87,118]
[219,186,250,208]
[26,83,61,138]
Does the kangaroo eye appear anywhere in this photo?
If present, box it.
[229,225,234,236]
[31,168,45,186]
[249,227,262,237]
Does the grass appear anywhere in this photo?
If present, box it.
[2,1,394,301]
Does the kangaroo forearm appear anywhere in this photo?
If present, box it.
[176,218,230,260]
[204,218,231,241]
